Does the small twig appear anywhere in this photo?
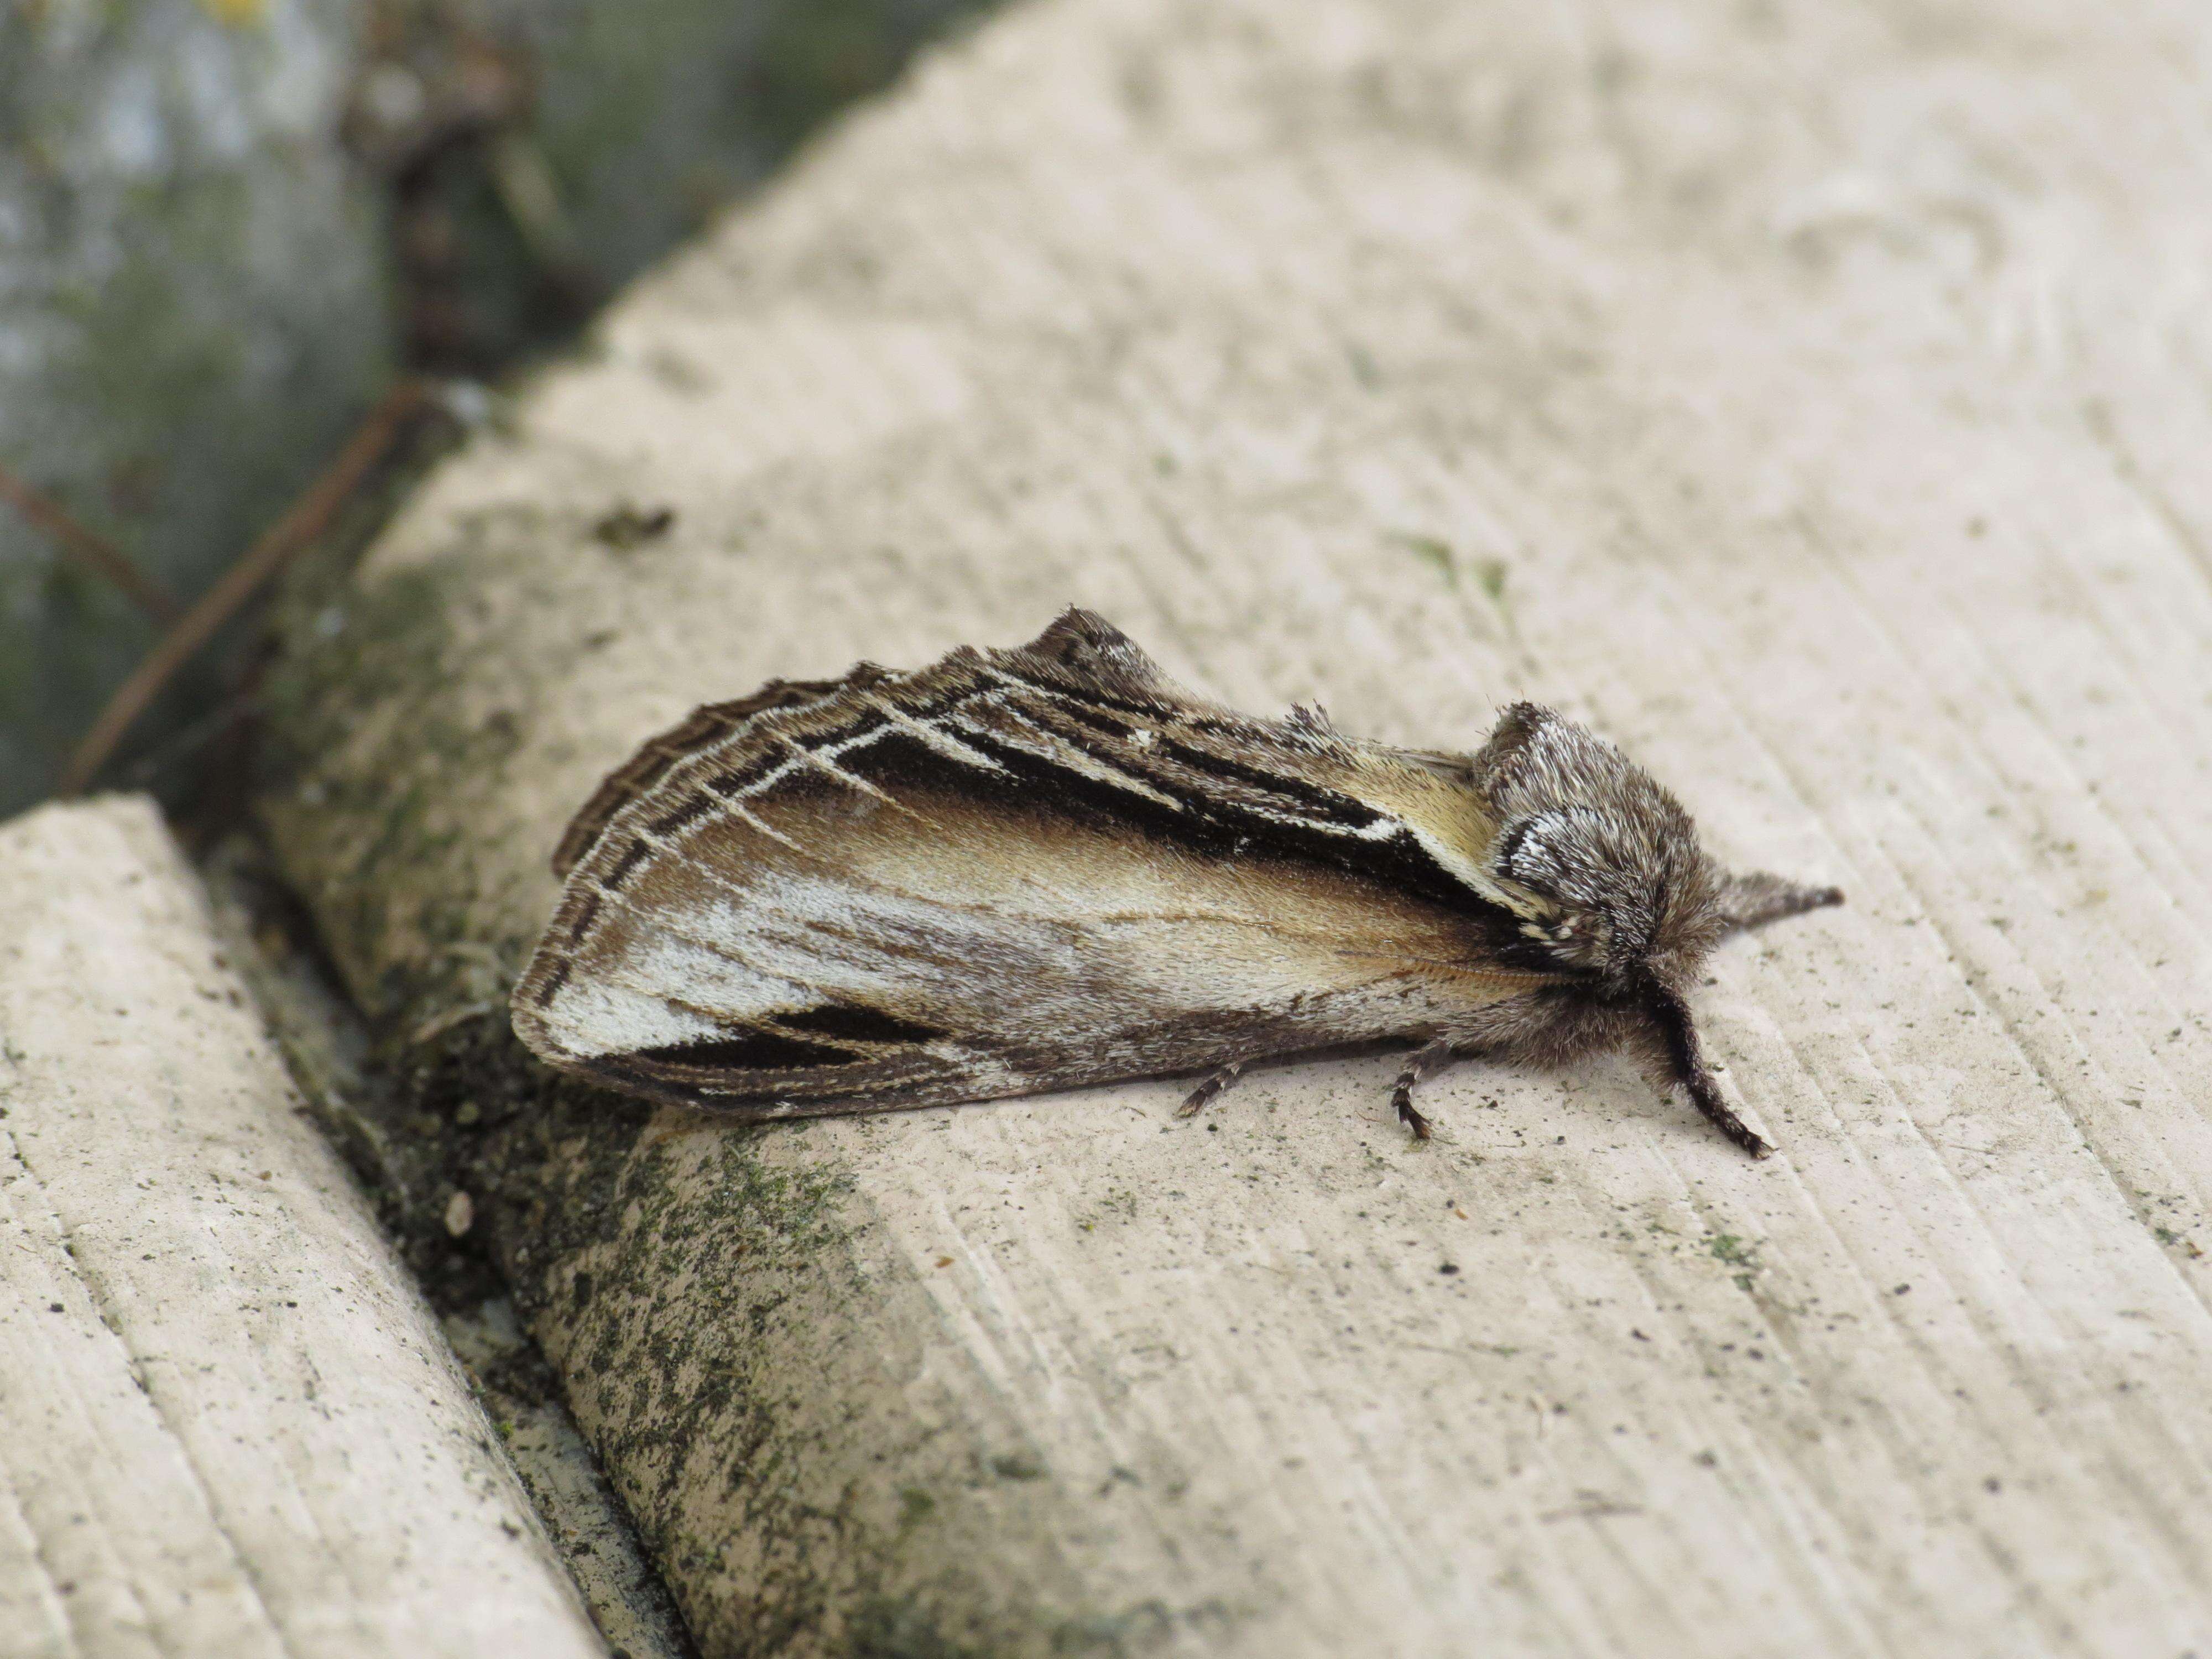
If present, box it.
[59,379,436,798]
[0,461,180,623]
[486,131,603,316]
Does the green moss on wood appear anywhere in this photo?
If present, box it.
[259,535,545,1031]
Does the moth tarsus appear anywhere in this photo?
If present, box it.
[1646,980,1776,1159]
[1389,1037,1456,1141]
[513,607,1843,1157]
[1178,1060,1248,1119]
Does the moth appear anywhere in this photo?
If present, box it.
[512,609,1841,1156]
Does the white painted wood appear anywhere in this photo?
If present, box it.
[259,0,2212,1653]
[0,797,607,1659]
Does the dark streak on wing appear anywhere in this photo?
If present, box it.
[993,690,1376,834]
[775,1004,947,1044]
[647,793,719,837]
[708,751,785,798]
[602,838,653,890]
[531,958,571,1007]
[633,1030,858,1071]
[892,683,981,724]
[1050,701,1137,740]
[1154,736,1381,828]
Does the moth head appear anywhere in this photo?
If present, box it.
[1475,703,1726,993]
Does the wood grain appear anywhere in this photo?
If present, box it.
[258,0,2212,1652]
[0,798,606,1659]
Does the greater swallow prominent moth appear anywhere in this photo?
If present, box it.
[512,609,1840,1154]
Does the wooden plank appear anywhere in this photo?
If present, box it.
[0,798,608,1659]
[258,0,2212,1653]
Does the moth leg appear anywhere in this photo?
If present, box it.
[1641,982,1773,1159]
[1714,868,1844,936]
[1177,1060,1249,1119]
[1672,1060,1772,1159]
[1390,1039,1458,1141]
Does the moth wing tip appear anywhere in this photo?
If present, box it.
[507,957,579,1055]
[505,989,547,1046]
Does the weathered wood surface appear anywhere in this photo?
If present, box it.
[258,0,2212,1653]
[0,797,607,1659]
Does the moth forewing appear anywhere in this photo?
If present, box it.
[514,740,1547,1114]
[513,608,1842,1152]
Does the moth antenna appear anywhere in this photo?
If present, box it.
[1713,868,1845,936]
[1641,980,1772,1159]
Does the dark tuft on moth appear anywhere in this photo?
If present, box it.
[512,608,1844,1157]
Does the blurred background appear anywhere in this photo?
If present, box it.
[0,0,990,820]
